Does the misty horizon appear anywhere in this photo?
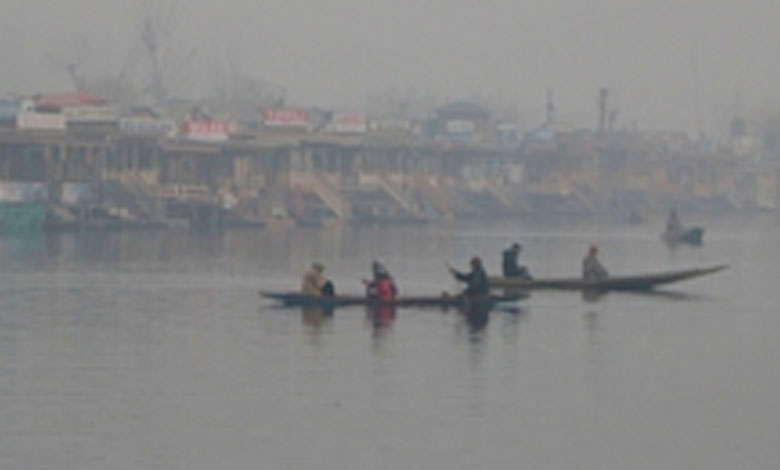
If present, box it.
[3,0,780,135]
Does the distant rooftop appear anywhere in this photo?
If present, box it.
[34,92,106,110]
[435,101,491,119]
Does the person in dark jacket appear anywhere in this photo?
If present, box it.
[449,257,490,298]
[502,243,533,279]
[582,245,609,281]
[666,209,682,233]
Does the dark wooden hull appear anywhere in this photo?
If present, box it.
[489,264,727,291]
[662,227,704,245]
[260,291,525,308]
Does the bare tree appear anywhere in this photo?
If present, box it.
[206,43,286,120]
[49,35,140,108]
[48,35,93,91]
[47,0,192,107]
[365,85,441,119]
[136,0,195,104]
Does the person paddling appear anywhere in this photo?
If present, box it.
[449,256,490,298]
[363,260,397,301]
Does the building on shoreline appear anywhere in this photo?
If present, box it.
[0,94,776,232]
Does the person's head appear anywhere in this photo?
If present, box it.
[372,260,386,275]
[470,256,482,269]
[312,262,325,273]
[588,245,598,256]
[511,243,522,253]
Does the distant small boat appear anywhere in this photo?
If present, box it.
[260,291,526,308]
[625,210,645,225]
[488,264,727,292]
[662,226,704,246]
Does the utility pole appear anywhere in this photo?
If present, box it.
[598,88,608,135]
[545,89,555,128]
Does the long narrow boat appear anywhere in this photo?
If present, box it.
[260,291,526,308]
[487,264,727,291]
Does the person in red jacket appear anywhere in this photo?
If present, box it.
[364,260,397,301]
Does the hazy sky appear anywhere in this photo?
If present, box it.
[2,0,780,134]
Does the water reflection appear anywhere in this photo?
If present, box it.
[0,231,47,267]
[581,288,705,303]
[582,289,608,302]
[583,309,603,383]
[463,306,491,334]
[624,289,705,302]
[300,307,334,335]
[455,302,494,340]
[1,216,762,470]
[365,305,397,337]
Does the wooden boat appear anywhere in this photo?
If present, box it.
[662,226,704,245]
[488,264,728,292]
[260,291,526,308]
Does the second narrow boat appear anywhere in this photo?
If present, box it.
[487,264,728,291]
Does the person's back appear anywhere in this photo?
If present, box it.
[365,261,397,301]
[502,247,518,277]
[374,275,396,301]
[467,264,490,297]
[666,210,682,233]
[582,246,609,280]
[502,243,532,279]
[451,257,490,298]
[302,263,325,296]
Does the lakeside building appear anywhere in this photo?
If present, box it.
[0,94,776,231]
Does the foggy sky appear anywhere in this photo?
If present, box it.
[3,0,780,134]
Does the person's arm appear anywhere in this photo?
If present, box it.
[451,270,473,283]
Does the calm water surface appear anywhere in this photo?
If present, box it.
[1,214,779,470]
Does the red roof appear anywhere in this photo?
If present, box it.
[34,92,106,110]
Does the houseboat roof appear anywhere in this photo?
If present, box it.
[34,92,107,110]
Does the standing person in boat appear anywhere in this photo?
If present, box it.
[582,245,609,280]
[449,256,490,298]
[363,260,397,301]
[502,243,533,280]
[666,209,682,233]
[363,260,398,331]
[301,262,335,297]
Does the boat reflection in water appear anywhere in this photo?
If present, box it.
[582,289,607,302]
[365,304,397,335]
[300,306,334,330]
[462,302,492,335]
[581,288,705,303]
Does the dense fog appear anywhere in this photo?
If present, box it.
[3,0,780,134]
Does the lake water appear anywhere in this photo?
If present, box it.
[1,213,779,470]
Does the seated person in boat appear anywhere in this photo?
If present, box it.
[582,245,609,281]
[363,260,397,301]
[302,262,335,297]
[449,257,490,298]
[502,243,533,280]
[666,209,682,233]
